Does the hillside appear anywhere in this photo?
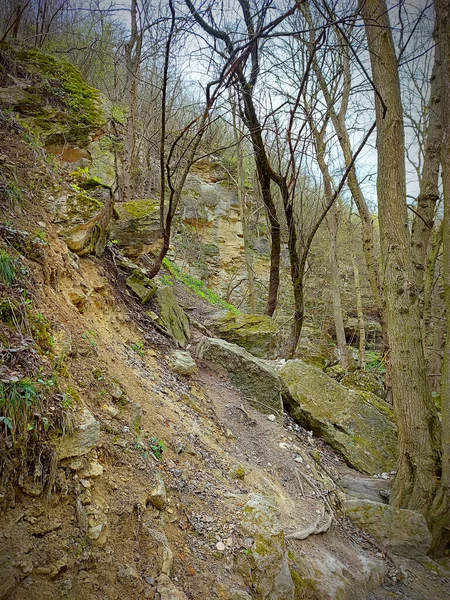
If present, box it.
[0,47,449,600]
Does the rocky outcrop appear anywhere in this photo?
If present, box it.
[207,311,278,358]
[55,408,100,459]
[344,499,432,559]
[279,360,397,474]
[154,286,190,347]
[198,338,284,419]
[126,271,158,304]
[240,494,295,600]
[341,369,385,398]
[112,199,161,257]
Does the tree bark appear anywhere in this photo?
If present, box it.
[428,0,450,555]
[359,0,441,514]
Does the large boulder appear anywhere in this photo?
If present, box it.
[279,360,397,474]
[344,499,432,559]
[198,338,284,419]
[126,270,158,304]
[154,286,190,347]
[240,495,295,600]
[207,311,278,358]
[112,199,161,256]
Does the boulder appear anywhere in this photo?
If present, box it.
[279,360,397,474]
[112,199,161,255]
[207,311,278,358]
[170,350,197,377]
[56,408,100,459]
[341,369,385,398]
[340,475,391,503]
[198,338,284,419]
[157,574,188,600]
[154,286,190,347]
[295,341,338,369]
[126,270,158,304]
[240,494,295,600]
[344,499,432,559]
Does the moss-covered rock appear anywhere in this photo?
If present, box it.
[208,311,278,358]
[279,360,397,474]
[112,199,161,256]
[295,341,338,370]
[154,286,190,347]
[198,338,284,419]
[344,499,432,559]
[341,370,385,398]
[241,494,295,600]
[0,47,105,152]
[126,270,158,305]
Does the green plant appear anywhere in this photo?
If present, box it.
[132,340,145,357]
[1,182,23,209]
[364,350,386,374]
[92,367,104,380]
[162,258,239,314]
[0,250,18,286]
[149,436,166,460]
[82,330,97,347]
[0,378,41,441]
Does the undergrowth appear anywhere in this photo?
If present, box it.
[162,258,239,314]
[0,249,18,286]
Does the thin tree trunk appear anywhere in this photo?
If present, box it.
[360,0,441,514]
[352,255,366,370]
[428,0,450,554]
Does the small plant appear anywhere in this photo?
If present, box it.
[92,367,104,381]
[365,350,386,374]
[149,436,166,460]
[82,330,97,347]
[0,249,18,286]
[132,340,145,357]
[0,378,41,441]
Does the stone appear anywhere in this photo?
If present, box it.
[157,574,188,600]
[170,350,197,377]
[340,475,390,503]
[229,465,247,480]
[113,199,161,256]
[216,582,252,600]
[198,338,284,419]
[344,499,432,559]
[111,382,124,400]
[216,541,226,551]
[147,474,167,510]
[279,360,397,474]
[240,494,295,600]
[341,369,385,398]
[56,408,100,459]
[154,286,190,347]
[87,523,103,541]
[207,311,279,358]
[80,460,104,478]
[295,341,338,369]
[52,329,73,357]
[126,270,158,304]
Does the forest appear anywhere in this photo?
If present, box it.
[0,1,449,599]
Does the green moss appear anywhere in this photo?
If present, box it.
[122,199,159,219]
[163,258,239,313]
[290,569,319,600]
[11,47,104,145]
[29,311,53,352]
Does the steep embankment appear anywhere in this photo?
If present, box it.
[0,48,449,600]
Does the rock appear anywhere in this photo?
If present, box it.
[295,341,338,369]
[240,495,295,599]
[147,474,167,510]
[126,270,158,304]
[229,465,247,480]
[279,360,397,474]
[87,523,103,541]
[340,475,390,503]
[113,199,161,256]
[198,338,284,419]
[52,329,73,357]
[344,499,432,559]
[104,404,119,418]
[267,414,276,422]
[216,541,226,551]
[170,350,197,377]
[157,574,188,600]
[341,369,385,398]
[207,311,279,358]
[111,382,124,400]
[216,582,252,600]
[290,543,385,600]
[80,460,104,478]
[56,408,100,459]
[154,286,190,347]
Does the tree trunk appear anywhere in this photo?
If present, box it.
[352,255,366,370]
[359,0,441,514]
[428,0,450,555]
